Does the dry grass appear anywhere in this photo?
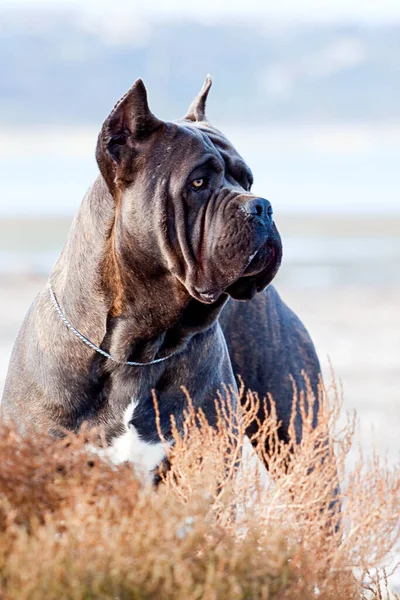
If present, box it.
[0,380,398,599]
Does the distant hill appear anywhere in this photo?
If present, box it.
[1,7,400,125]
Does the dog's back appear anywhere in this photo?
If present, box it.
[220,285,321,443]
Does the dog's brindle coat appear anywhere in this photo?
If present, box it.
[1,78,320,476]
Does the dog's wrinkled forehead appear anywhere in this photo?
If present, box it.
[173,121,254,189]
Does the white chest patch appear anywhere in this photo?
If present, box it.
[104,400,167,479]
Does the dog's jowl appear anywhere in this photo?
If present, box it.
[2,77,321,480]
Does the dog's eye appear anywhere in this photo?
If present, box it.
[190,177,209,191]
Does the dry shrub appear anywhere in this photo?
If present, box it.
[0,379,398,600]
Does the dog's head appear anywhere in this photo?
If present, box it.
[96,77,282,305]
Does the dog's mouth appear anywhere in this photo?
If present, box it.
[194,230,282,304]
[225,238,282,301]
[243,241,276,277]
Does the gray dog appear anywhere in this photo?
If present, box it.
[2,77,320,478]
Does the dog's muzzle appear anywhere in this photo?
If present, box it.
[226,226,282,301]
[196,196,282,304]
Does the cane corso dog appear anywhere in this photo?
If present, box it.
[2,77,320,478]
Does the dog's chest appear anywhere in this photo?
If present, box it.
[106,399,166,478]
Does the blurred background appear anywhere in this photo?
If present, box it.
[0,0,399,471]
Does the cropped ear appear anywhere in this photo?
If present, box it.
[182,75,212,122]
[96,79,162,193]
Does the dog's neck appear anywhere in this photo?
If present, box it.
[51,177,225,365]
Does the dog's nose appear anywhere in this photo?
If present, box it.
[242,197,273,222]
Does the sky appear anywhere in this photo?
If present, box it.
[2,0,400,22]
[1,0,399,216]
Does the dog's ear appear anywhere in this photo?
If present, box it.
[182,75,212,122]
[96,79,162,192]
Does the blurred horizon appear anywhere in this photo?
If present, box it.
[2,5,400,127]
[1,1,400,216]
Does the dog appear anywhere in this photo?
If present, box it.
[2,77,321,480]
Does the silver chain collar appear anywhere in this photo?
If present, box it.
[48,284,175,367]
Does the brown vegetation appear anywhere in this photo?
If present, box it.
[0,380,398,599]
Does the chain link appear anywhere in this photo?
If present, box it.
[48,284,174,367]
